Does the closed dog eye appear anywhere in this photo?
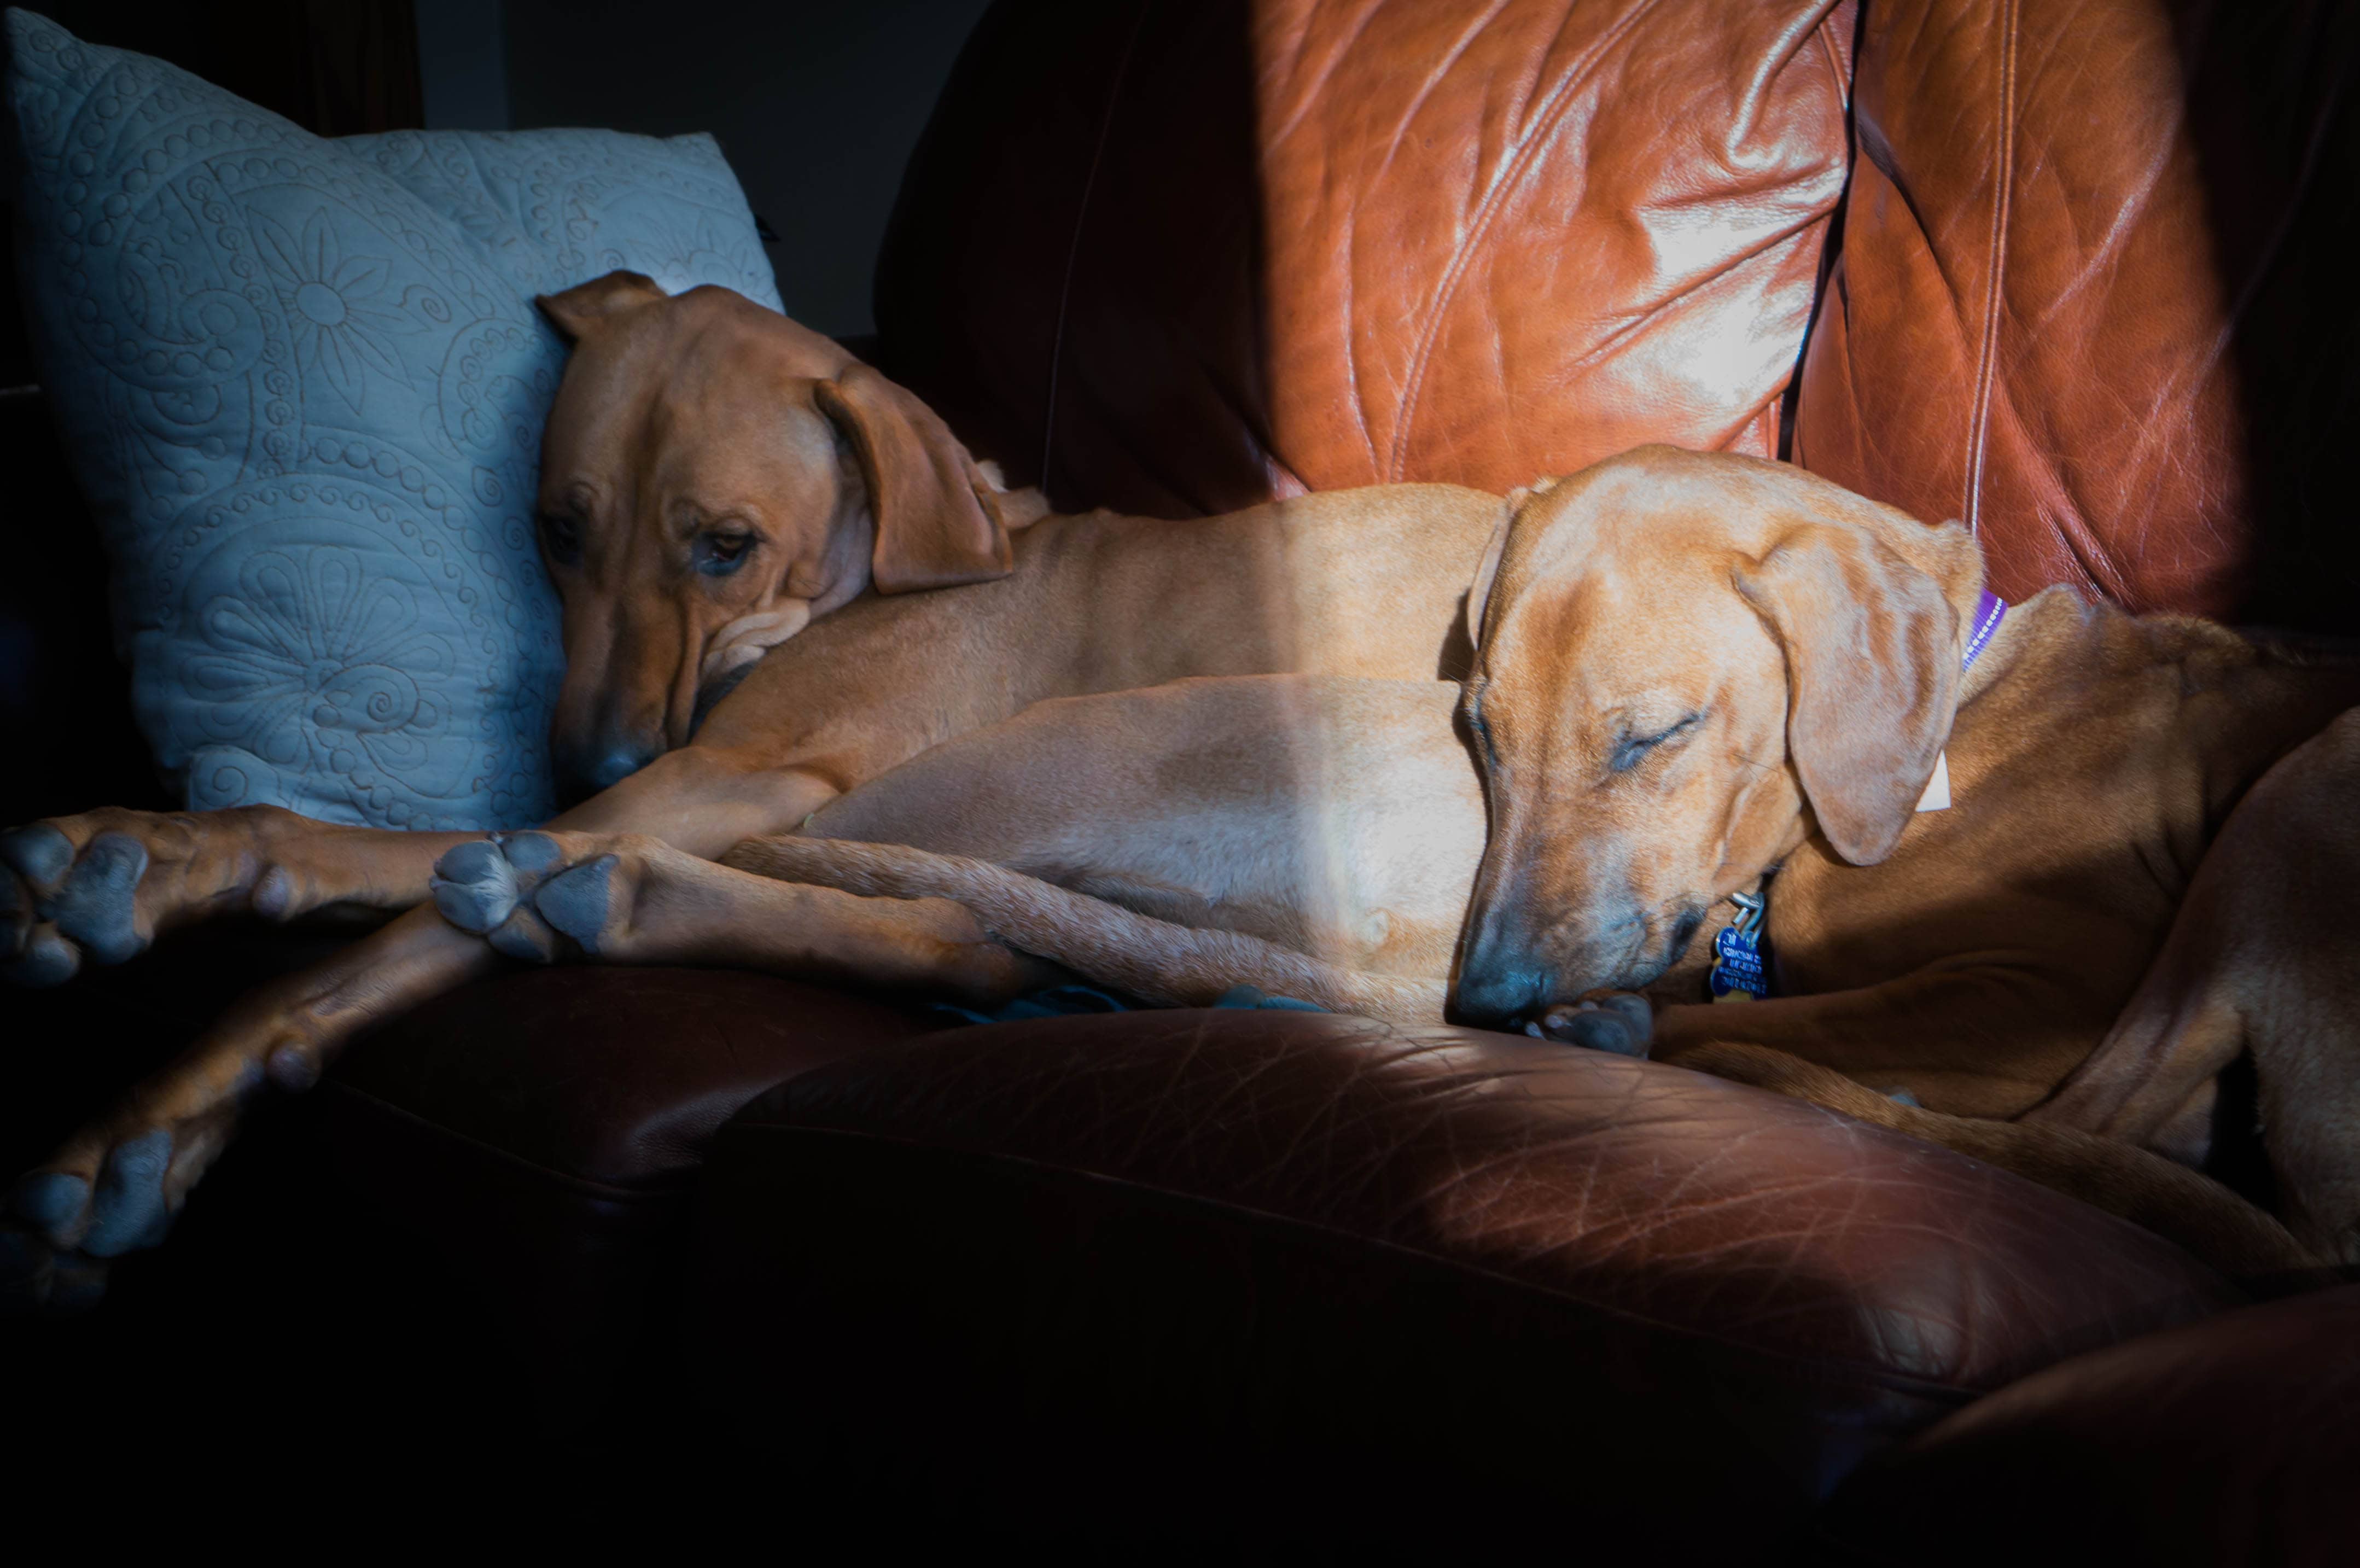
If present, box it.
[1609,711,1704,774]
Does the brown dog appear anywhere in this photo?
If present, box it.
[533,446,2358,1277]
[0,275,1507,1280]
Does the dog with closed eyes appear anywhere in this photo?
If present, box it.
[8,278,2355,1291]
[449,446,2360,1279]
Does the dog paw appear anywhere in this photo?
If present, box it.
[7,1045,257,1267]
[429,832,628,961]
[5,824,151,977]
[10,1119,205,1267]
[1534,990,1654,1058]
[2,820,162,984]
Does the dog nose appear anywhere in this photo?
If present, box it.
[1453,959,1550,1028]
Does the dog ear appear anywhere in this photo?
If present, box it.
[1465,498,1518,652]
[536,271,668,343]
[1734,523,1962,865]
[1470,477,1561,649]
[815,365,1014,593]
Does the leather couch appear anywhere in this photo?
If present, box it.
[14,0,2359,1556]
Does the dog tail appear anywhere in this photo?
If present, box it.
[721,835,1446,1027]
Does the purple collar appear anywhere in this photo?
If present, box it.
[1961,588,2007,673]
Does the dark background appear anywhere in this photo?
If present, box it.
[4,0,992,349]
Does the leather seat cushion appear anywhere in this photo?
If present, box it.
[1801,1281,2360,1567]
[312,966,939,1394]
[681,1010,2242,1542]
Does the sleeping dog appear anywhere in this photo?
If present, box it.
[0,273,1509,1287]
[464,447,2357,1278]
[9,281,2352,1288]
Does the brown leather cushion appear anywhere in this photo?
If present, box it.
[1802,1283,2360,1567]
[1794,0,2360,628]
[313,966,937,1399]
[683,1010,2240,1544]
[877,0,1856,518]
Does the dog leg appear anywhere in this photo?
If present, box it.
[423,829,1053,1002]
[1,829,995,1305]
[1659,1040,2320,1278]
[0,806,476,986]
[3,749,842,1305]
[2029,714,2360,1261]
[0,738,848,989]
[1608,967,2106,1122]
[2137,711,2360,1263]
[5,903,502,1295]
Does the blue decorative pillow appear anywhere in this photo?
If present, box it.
[5,10,782,828]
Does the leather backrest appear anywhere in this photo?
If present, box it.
[877,0,1856,518]
[1793,0,2360,625]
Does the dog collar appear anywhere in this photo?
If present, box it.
[1961,588,2007,672]
[1711,587,2009,1003]
[1914,588,2008,813]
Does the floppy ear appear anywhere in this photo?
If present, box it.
[536,270,668,343]
[814,364,1013,593]
[1465,499,1517,652]
[1469,476,1559,650]
[1734,523,1962,865]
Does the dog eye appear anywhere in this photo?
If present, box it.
[696,532,754,576]
[540,514,582,567]
[1609,712,1703,774]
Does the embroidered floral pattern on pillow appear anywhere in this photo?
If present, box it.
[7,11,782,828]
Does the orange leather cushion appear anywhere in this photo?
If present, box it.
[1794,0,2360,625]
[879,0,1855,517]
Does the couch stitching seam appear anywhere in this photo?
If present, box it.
[1963,0,2018,534]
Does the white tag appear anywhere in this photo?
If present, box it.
[1915,751,1951,812]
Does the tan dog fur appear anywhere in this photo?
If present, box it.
[10,289,2356,1289]
[713,448,2360,1275]
[0,278,1507,1278]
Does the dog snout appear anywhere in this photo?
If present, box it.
[1454,954,1552,1027]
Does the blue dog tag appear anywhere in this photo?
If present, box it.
[1709,889,1771,1002]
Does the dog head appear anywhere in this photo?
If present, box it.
[532,271,1015,800]
[1452,446,1982,1026]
